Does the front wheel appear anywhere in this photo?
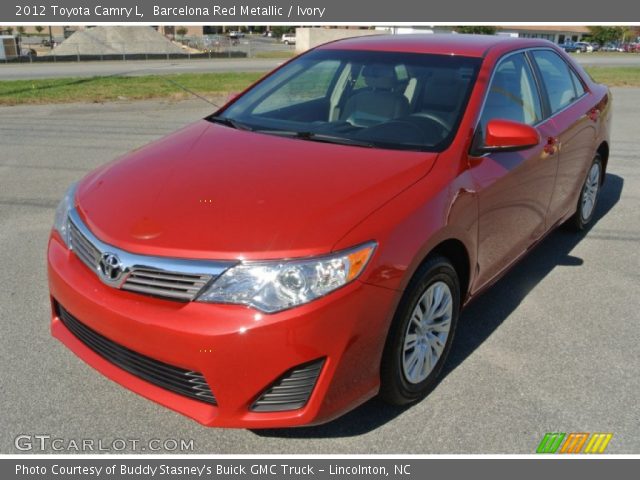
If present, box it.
[380,256,460,405]
[570,154,603,231]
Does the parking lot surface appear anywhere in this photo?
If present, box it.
[0,90,638,453]
[0,58,283,80]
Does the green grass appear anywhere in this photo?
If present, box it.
[0,72,264,106]
[1,66,639,106]
[584,66,640,86]
[253,50,296,59]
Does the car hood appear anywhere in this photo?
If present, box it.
[76,121,438,260]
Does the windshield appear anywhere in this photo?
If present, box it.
[213,49,481,152]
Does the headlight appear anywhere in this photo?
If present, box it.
[198,242,376,313]
[53,182,77,247]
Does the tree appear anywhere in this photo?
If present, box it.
[176,27,188,39]
[455,26,497,35]
[6,27,13,35]
[588,26,629,45]
[17,26,26,36]
[35,26,44,34]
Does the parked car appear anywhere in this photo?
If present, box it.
[281,33,296,45]
[590,42,601,52]
[602,42,624,52]
[228,30,245,39]
[574,42,594,52]
[559,42,580,52]
[49,35,611,428]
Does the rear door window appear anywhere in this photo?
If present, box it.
[531,50,582,114]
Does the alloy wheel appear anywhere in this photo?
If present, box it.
[581,162,601,221]
[402,281,453,384]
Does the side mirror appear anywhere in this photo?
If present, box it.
[471,119,540,156]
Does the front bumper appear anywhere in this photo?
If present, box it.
[47,232,400,428]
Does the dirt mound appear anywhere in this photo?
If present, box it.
[51,26,185,56]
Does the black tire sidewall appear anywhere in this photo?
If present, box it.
[380,256,461,405]
[575,154,603,230]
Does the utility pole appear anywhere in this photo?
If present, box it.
[48,26,53,49]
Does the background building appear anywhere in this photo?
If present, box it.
[497,25,591,43]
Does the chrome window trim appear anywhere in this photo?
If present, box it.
[473,46,589,138]
[527,48,590,117]
[68,208,236,295]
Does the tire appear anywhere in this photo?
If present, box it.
[569,154,603,231]
[380,255,460,405]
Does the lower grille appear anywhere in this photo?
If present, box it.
[56,303,216,405]
[251,359,324,412]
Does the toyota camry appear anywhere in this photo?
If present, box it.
[48,35,611,428]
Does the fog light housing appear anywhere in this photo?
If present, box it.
[251,358,325,412]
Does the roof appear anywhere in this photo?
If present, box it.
[318,34,553,57]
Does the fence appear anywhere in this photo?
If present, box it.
[4,35,295,63]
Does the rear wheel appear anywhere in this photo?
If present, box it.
[570,154,602,231]
[380,256,460,405]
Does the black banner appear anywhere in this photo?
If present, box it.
[4,459,640,479]
[3,0,638,23]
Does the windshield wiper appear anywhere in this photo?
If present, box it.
[255,129,375,148]
[207,116,253,131]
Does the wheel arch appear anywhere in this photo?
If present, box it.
[412,238,472,306]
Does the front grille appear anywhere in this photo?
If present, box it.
[251,359,324,412]
[57,303,216,405]
[69,220,101,271]
[66,210,229,302]
[122,268,212,301]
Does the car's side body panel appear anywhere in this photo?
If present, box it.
[337,41,610,304]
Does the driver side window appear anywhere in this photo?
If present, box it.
[480,53,542,132]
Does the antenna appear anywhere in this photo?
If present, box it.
[162,77,220,108]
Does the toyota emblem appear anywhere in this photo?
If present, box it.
[98,252,123,282]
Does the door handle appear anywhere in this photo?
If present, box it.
[544,136,559,155]
[587,107,600,122]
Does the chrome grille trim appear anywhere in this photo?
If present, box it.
[69,220,101,272]
[67,208,235,301]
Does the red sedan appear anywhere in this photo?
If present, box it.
[48,35,611,428]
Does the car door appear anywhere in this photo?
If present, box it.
[470,52,559,289]
[529,49,599,225]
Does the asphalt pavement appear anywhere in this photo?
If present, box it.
[0,58,284,80]
[572,53,640,67]
[0,90,638,454]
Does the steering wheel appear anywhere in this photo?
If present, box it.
[354,119,431,145]
[414,112,450,133]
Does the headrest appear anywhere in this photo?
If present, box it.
[423,69,463,111]
[362,64,397,90]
